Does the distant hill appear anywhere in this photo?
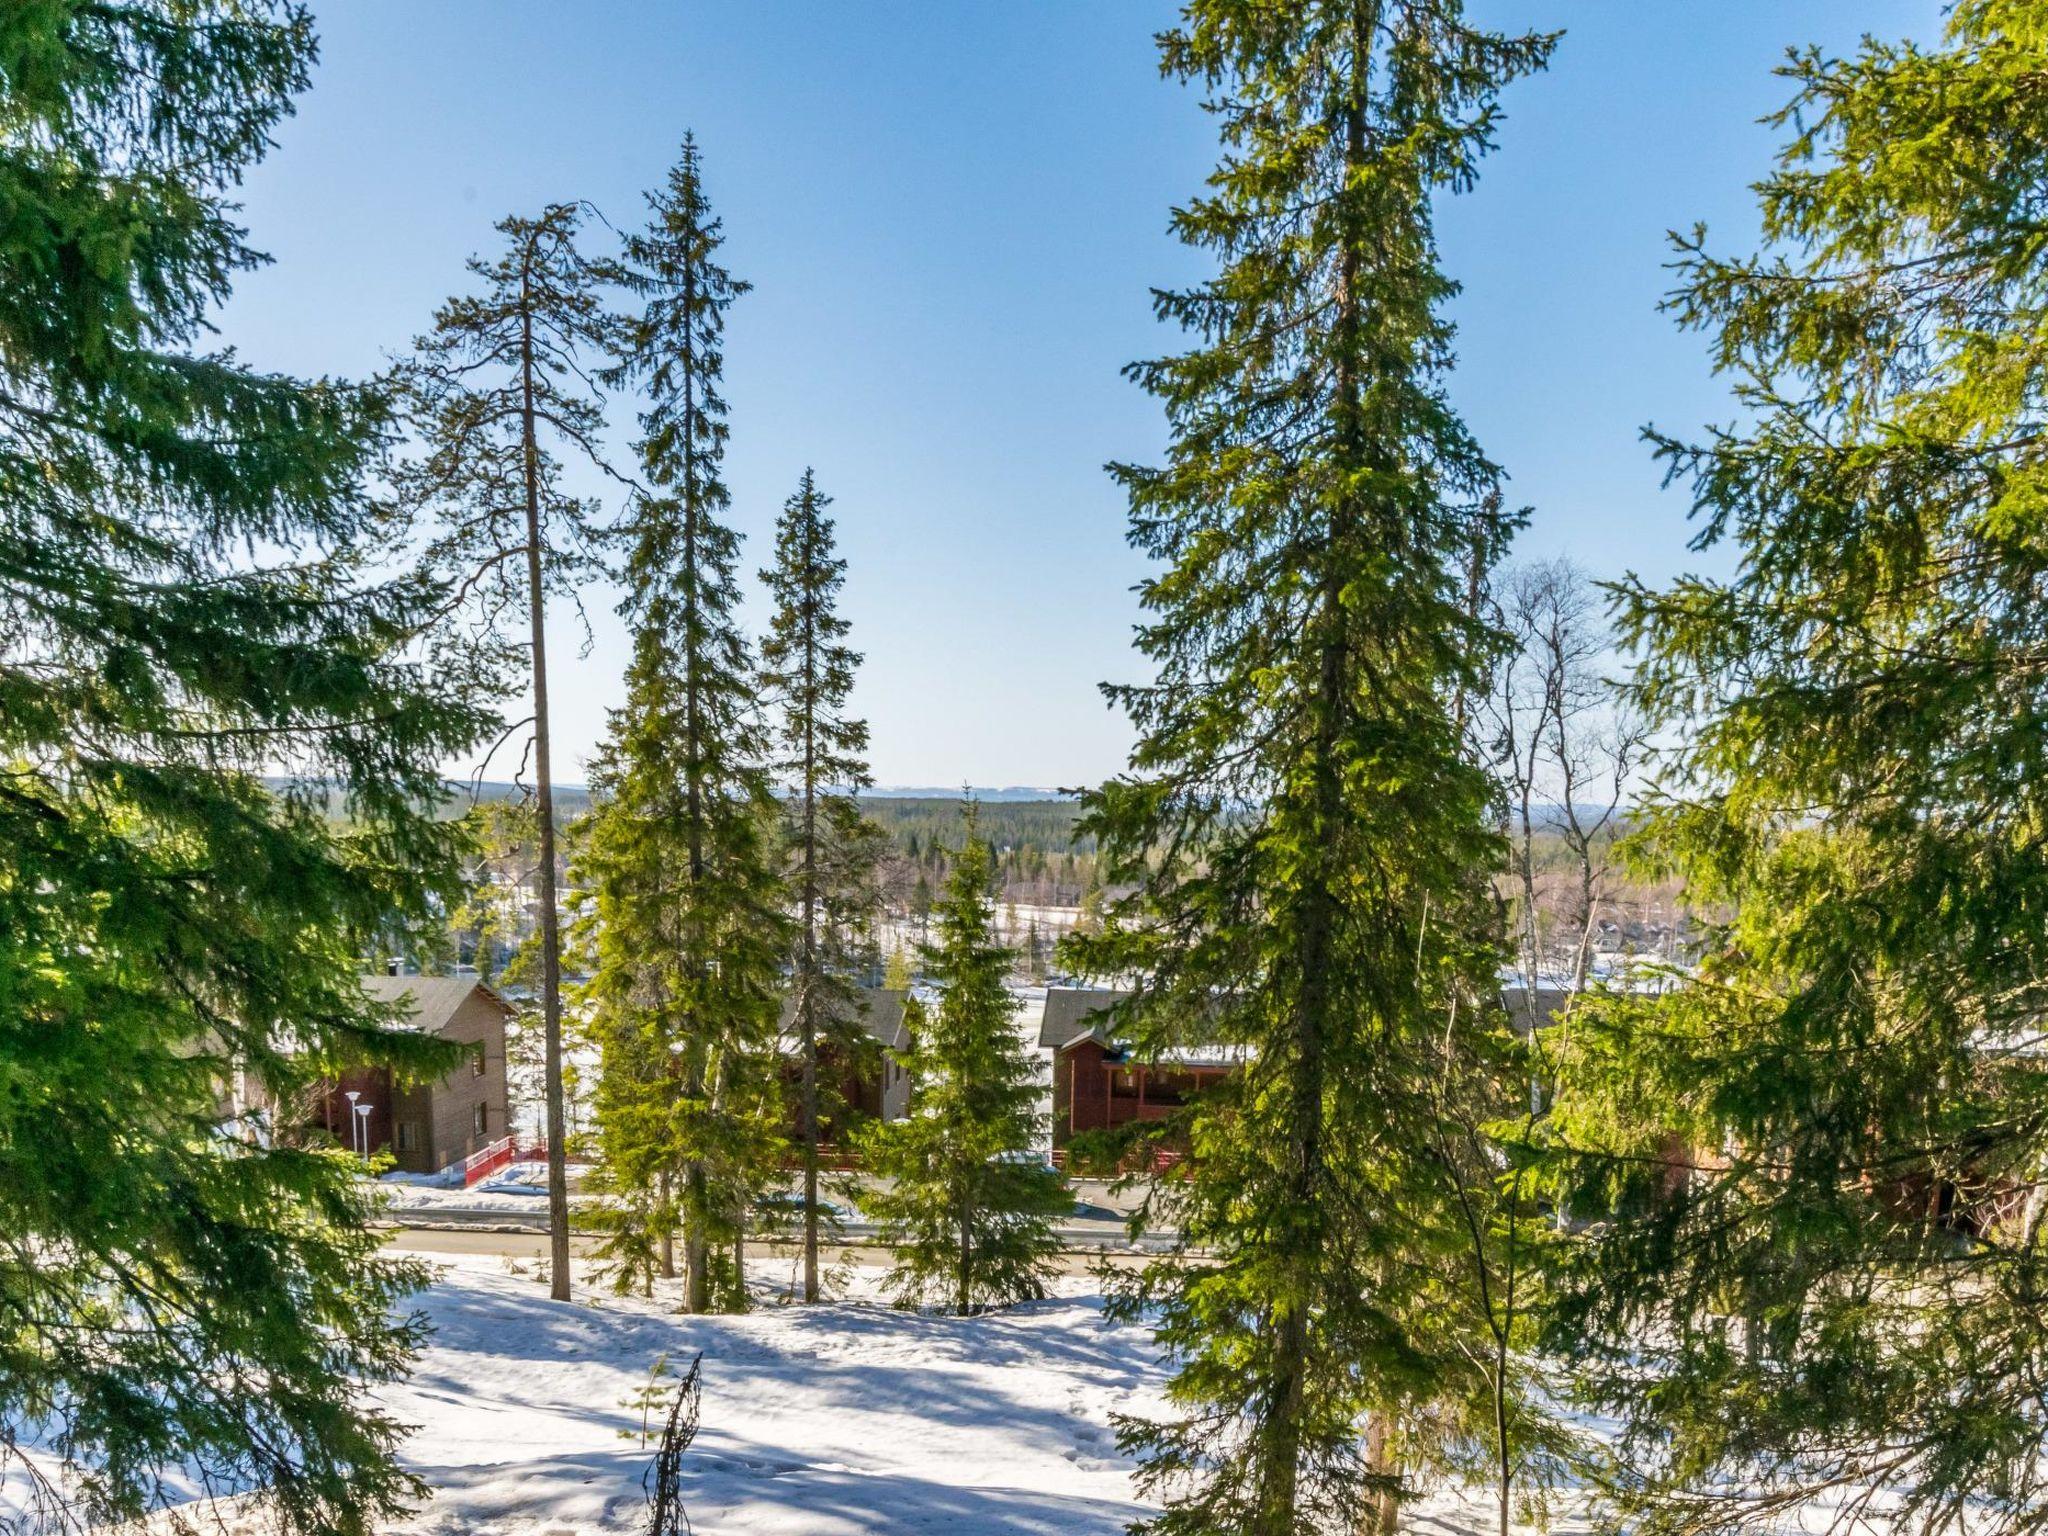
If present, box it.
[866,786,1074,802]
[454,779,593,817]
[450,779,1069,814]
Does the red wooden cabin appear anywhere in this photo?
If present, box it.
[1039,987,1242,1155]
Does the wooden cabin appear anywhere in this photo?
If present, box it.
[777,985,913,1142]
[1040,987,1241,1155]
[316,974,513,1175]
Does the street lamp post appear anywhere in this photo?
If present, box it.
[344,1090,361,1158]
[354,1102,373,1163]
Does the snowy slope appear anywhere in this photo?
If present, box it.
[128,1254,1169,1536]
[9,1253,1626,1535]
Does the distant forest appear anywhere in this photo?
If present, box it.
[439,782,1105,916]
[432,782,1682,967]
[865,797,1102,917]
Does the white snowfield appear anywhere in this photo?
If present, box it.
[385,1255,1172,1534]
[12,1252,1656,1536]
[279,1254,1169,1535]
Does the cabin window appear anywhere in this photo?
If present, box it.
[470,1042,486,1077]
[472,1102,488,1137]
[396,1122,419,1153]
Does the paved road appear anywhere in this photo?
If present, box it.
[380,1224,1162,1276]
[377,1203,1179,1256]
[376,1173,1174,1247]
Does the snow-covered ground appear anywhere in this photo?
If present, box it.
[168,1253,1173,1535]
[6,1248,1637,1536]
[374,1159,592,1215]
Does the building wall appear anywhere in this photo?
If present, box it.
[881,1053,910,1122]
[778,1039,910,1149]
[1054,1044,1239,1153]
[1054,1038,1113,1149]
[385,990,510,1175]
[431,990,509,1171]
[389,1077,436,1174]
[320,1066,395,1157]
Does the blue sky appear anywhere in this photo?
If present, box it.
[218,1,1936,788]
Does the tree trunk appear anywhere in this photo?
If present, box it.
[801,979,820,1300]
[800,535,822,1302]
[732,1216,747,1313]
[957,1184,973,1317]
[683,1162,710,1313]
[519,269,572,1305]
[658,1170,676,1281]
[1356,1413,1401,1536]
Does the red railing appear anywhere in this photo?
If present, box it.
[775,1144,864,1172]
[1050,1145,1183,1175]
[459,1135,518,1186]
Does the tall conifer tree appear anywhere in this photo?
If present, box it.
[583,137,786,1314]
[861,805,1066,1314]
[395,202,621,1301]
[761,468,884,1302]
[1067,6,1554,1533]
[0,4,490,1529]
[1545,9,2048,1535]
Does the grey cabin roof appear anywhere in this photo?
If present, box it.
[361,974,514,1037]
[777,986,911,1054]
[1037,987,1249,1069]
[1498,984,1573,1033]
[1043,983,1573,1061]
[1037,986,1132,1051]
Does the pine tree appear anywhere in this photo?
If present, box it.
[912,872,935,943]
[1065,6,1556,1534]
[0,4,492,1529]
[761,468,884,1302]
[1544,9,2048,1535]
[581,137,787,1313]
[394,201,621,1301]
[861,806,1066,1314]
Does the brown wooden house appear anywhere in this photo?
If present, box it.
[316,975,514,1176]
[1040,987,1243,1156]
[1043,982,1589,1161]
[776,985,913,1143]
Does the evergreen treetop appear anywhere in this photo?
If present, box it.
[862,806,1066,1314]
[1067,3,1556,1533]
[1546,8,2048,1534]
[0,3,491,1529]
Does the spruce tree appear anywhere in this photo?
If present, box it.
[1544,9,2048,1534]
[0,4,490,1529]
[861,806,1066,1314]
[582,137,786,1313]
[394,201,621,1301]
[1065,5,1556,1534]
[760,467,884,1302]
